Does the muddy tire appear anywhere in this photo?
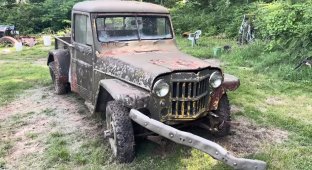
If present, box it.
[209,94,231,137]
[48,61,68,95]
[105,101,135,163]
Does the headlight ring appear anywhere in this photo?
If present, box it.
[209,71,223,88]
[153,79,169,97]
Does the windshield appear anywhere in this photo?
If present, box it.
[96,16,173,42]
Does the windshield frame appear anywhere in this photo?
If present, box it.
[95,13,174,43]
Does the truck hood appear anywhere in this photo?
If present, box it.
[95,51,218,91]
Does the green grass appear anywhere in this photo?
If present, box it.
[25,132,39,139]
[0,44,51,61]
[0,45,51,106]
[0,140,12,168]
[45,132,71,167]
[42,108,56,116]
[72,139,108,166]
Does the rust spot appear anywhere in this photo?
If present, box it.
[150,58,208,70]
[209,87,225,111]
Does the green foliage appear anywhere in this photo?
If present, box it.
[172,0,312,59]
[255,2,312,58]
[171,1,248,37]
[0,0,82,34]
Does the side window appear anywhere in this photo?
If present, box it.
[74,14,92,45]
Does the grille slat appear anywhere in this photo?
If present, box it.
[188,83,192,98]
[170,73,210,119]
[193,82,197,98]
[182,83,186,98]
[181,101,185,117]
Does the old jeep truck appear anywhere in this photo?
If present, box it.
[47,1,266,169]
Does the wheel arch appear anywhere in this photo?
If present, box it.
[94,79,150,118]
[209,73,239,111]
[47,49,70,84]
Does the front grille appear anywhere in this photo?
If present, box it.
[169,72,210,119]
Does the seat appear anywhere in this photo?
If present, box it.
[187,30,202,47]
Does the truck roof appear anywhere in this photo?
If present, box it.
[73,0,169,14]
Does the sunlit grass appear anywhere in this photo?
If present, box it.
[0,62,50,105]
[0,45,51,106]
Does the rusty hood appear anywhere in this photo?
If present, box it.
[95,41,217,91]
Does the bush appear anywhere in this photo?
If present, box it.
[170,1,249,37]
[255,2,312,59]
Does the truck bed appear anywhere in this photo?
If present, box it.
[54,36,72,50]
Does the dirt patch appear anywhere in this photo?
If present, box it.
[33,58,46,66]
[0,87,103,169]
[230,105,244,114]
[215,116,288,156]
[265,96,285,106]
[142,108,288,159]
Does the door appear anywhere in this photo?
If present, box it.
[71,13,94,101]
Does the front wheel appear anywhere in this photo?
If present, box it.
[105,101,135,163]
[208,94,231,137]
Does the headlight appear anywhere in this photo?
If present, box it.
[153,79,169,97]
[209,71,223,88]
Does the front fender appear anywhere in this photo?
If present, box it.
[223,73,240,91]
[94,79,150,116]
[209,73,240,110]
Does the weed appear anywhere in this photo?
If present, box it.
[0,157,5,169]
[9,114,27,127]
[45,131,70,166]
[73,139,108,165]
[0,140,12,157]
[0,140,13,168]
[42,108,56,116]
[26,111,36,115]
[25,132,39,139]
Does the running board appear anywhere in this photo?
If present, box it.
[130,109,267,170]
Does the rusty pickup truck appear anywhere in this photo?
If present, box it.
[47,1,266,169]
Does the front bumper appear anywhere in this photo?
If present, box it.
[130,109,267,170]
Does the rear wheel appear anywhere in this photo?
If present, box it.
[208,94,231,137]
[105,101,135,163]
[48,61,69,95]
